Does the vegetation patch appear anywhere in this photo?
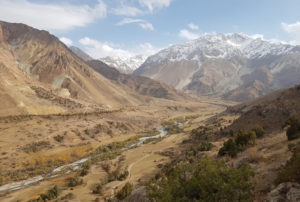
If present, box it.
[284,116,300,141]
[275,143,300,184]
[28,185,60,202]
[116,182,133,200]
[147,157,254,202]
[22,141,51,153]
[218,130,257,157]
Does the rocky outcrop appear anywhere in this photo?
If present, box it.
[267,183,300,202]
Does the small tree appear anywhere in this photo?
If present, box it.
[285,116,300,141]
[252,125,265,138]
[116,182,133,200]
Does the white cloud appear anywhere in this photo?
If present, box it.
[135,43,162,55]
[111,5,143,16]
[188,23,199,30]
[138,0,172,12]
[179,29,200,40]
[79,37,160,59]
[281,22,300,44]
[79,37,132,59]
[59,37,73,46]
[0,0,106,32]
[117,18,154,30]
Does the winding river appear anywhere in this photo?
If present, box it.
[0,127,169,193]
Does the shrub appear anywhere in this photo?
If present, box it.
[147,158,254,202]
[198,142,214,151]
[218,138,239,157]
[28,185,61,202]
[60,193,75,200]
[275,144,300,184]
[285,116,300,141]
[53,135,64,142]
[22,141,50,153]
[67,176,83,187]
[116,182,133,200]
[252,125,265,138]
[219,130,256,158]
[92,183,103,195]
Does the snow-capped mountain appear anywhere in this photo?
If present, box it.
[134,33,300,101]
[100,55,148,74]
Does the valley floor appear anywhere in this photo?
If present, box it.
[0,98,231,201]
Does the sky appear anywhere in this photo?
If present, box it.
[1,0,300,59]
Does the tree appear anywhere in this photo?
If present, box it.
[285,116,300,141]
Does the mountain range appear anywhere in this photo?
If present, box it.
[134,33,300,101]
[100,55,148,74]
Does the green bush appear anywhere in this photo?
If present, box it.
[275,144,300,184]
[251,125,265,138]
[218,138,239,157]
[198,142,214,151]
[116,182,133,200]
[219,130,256,158]
[53,135,64,142]
[285,116,300,141]
[147,158,254,202]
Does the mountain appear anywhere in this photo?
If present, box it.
[0,21,150,115]
[101,55,147,74]
[69,46,93,61]
[86,60,183,100]
[134,33,300,101]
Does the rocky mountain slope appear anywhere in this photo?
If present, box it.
[0,21,151,115]
[134,33,300,101]
[69,46,93,61]
[101,55,147,74]
[87,60,184,100]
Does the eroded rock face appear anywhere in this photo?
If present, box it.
[267,183,300,202]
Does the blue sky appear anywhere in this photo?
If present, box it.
[1,0,300,58]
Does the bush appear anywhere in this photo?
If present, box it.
[275,144,300,184]
[252,125,265,138]
[147,158,254,202]
[53,135,64,142]
[116,182,133,200]
[219,130,256,158]
[285,116,300,141]
[92,183,103,195]
[67,176,83,187]
[28,185,61,202]
[22,141,51,153]
[198,142,214,151]
[60,193,75,200]
[218,138,239,157]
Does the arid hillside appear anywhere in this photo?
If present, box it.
[225,84,300,133]
[0,21,159,116]
[87,60,184,100]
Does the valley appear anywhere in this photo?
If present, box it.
[0,98,230,201]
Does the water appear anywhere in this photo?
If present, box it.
[0,127,168,193]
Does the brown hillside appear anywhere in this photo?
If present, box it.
[87,60,184,100]
[226,84,300,133]
[0,21,149,115]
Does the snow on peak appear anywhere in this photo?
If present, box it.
[144,33,296,66]
[100,55,148,74]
